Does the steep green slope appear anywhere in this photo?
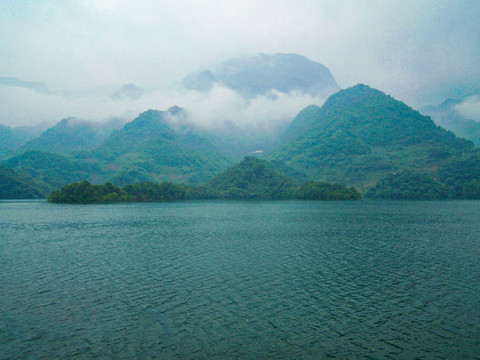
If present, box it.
[0,165,48,199]
[93,110,175,159]
[2,108,232,191]
[83,108,232,185]
[2,151,99,191]
[275,84,474,190]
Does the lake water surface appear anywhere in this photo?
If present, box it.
[1,200,479,359]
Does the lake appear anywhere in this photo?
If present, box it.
[1,200,479,359]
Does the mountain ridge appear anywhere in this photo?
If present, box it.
[182,53,340,97]
[2,83,480,199]
[274,84,474,189]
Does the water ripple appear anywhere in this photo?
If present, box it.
[1,200,480,359]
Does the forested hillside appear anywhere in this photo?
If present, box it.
[82,108,232,185]
[274,84,474,190]
[48,156,361,203]
[0,165,48,199]
[3,83,480,200]
[20,117,121,154]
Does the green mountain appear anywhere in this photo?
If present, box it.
[11,125,45,146]
[0,124,48,160]
[202,156,297,200]
[4,84,480,201]
[82,107,232,185]
[111,83,144,101]
[2,108,232,191]
[274,84,474,190]
[21,117,121,154]
[0,165,48,199]
[2,151,100,192]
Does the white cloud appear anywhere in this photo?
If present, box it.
[168,85,323,131]
[0,0,479,121]
[456,96,480,122]
[0,83,325,132]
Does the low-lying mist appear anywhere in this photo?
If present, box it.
[455,95,480,122]
[0,84,326,132]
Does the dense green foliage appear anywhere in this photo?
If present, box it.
[82,108,232,185]
[437,153,480,199]
[2,109,232,190]
[203,156,297,200]
[48,180,187,204]
[123,182,187,202]
[365,154,480,200]
[2,151,100,192]
[5,85,480,201]
[274,84,474,189]
[365,170,451,200]
[0,165,48,199]
[94,110,175,158]
[295,181,361,200]
[48,157,361,203]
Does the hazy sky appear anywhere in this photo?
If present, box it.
[1,0,479,126]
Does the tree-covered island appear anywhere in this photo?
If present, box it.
[47,156,361,203]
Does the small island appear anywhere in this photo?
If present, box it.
[47,156,361,203]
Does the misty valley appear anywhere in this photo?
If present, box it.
[2,52,480,359]
[2,81,480,202]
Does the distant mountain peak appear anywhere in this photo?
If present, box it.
[182,70,215,92]
[110,83,144,101]
[0,76,49,93]
[18,116,123,154]
[167,105,186,116]
[325,83,385,101]
[439,98,462,109]
[57,117,83,127]
[421,97,480,146]
[182,53,339,97]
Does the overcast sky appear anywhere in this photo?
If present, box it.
[1,0,479,126]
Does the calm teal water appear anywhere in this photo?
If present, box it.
[1,200,479,359]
